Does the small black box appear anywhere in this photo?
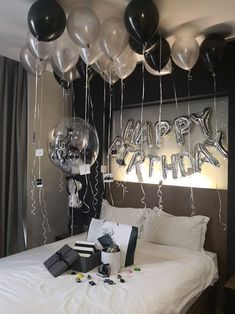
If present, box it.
[44,244,79,277]
[71,250,101,273]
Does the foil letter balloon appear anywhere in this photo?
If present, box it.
[108,136,124,156]
[178,152,195,177]
[174,116,191,146]
[194,143,220,172]
[148,155,161,177]
[161,154,178,179]
[155,121,171,148]
[48,117,99,176]
[190,107,212,137]
[203,130,228,159]
[123,119,134,141]
[126,151,145,174]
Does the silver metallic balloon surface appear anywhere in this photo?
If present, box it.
[204,130,228,159]
[194,143,220,172]
[130,121,141,143]
[116,144,135,166]
[155,120,171,148]
[68,178,83,209]
[126,151,145,174]
[190,107,212,137]
[27,31,57,60]
[161,154,178,179]
[148,155,161,177]
[123,119,134,141]
[53,30,79,73]
[171,37,199,71]
[178,152,195,177]
[48,117,99,176]
[135,121,153,145]
[174,116,191,146]
[108,136,124,156]
[20,46,47,77]
[67,7,100,48]
[100,17,128,60]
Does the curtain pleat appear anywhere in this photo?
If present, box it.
[0,57,27,257]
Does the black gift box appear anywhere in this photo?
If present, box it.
[44,244,79,277]
[71,250,101,273]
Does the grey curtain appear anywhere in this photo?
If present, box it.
[0,56,27,257]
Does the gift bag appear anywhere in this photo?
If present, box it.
[87,219,138,267]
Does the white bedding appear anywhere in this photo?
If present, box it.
[0,233,218,314]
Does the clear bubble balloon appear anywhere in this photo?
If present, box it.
[20,46,47,77]
[27,32,57,60]
[48,117,99,176]
[79,40,103,65]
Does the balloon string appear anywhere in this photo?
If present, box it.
[216,185,227,231]
[84,63,89,165]
[190,186,196,216]
[41,187,51,233]
[58,169,64,193]
[120,79,124,137]
[93,160,99,207]
[102,80,106,166]
[157,38,163,150]
[213,73,218,133]
[157,180,163,211]
[70,206,74,237]
[115,181,128,204]
[140,55,145,155]
[88,175,97,218]
[82,175,91,214]
[172,71,179,117]
[31,157,37,215]
[107,80,112,173]
[140,183,147,209]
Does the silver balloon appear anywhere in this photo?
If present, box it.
[145,59,172,76]
[101,66,119,84]
[68,178,83,209]
[148,155,161,177]
[155,120,171,148]
[204,130,228,159]
[130,121,141,144]
[171,37,199,71]
[99,17,128,60]
[48,117,99,176]
[161,154,178,179]
[79,40,103,65]
[178,152,195,177]
[67,7,100,48]
[135,121,153,145]
[116,144,135,166]
[27,32,56,60]
[194,143,220,172]
[53,30,79,73]
[174,116,191,146]
[51,59,80,82]
[108,136,124,156]
[113,45,137,79]
[190,107,212,137]
[126,151,145,174]
[123,119,134,141]
[20,46,47,77]
[91,54,111,74]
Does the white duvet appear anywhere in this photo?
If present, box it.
[0,233,218,314]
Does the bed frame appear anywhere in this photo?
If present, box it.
[106,182,227,314]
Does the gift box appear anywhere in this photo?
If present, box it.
[71,250,101,273]
[44,244,79,277]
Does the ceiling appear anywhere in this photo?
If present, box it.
[1,0,235,62]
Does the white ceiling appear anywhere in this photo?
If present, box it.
[1,0,235,62]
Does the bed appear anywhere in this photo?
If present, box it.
[0,232,218,314]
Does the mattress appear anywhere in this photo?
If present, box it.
[0,233,218,314]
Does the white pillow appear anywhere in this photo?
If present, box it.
[143,208,209,251]
[100,200,149,238]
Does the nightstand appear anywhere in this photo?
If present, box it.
[224,276,235,313]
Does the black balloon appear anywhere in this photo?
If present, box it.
[144,37,171,71]
[76,58,97,81]
[28,0,66,42]
[124,0,159,44]
[200,34,226,73]
[129,32,160,54]
[53,71,70,90]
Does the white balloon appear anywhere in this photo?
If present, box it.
[79,40,103,65]
[53,30,79,73]
[67,7,100,48]
[171,37,199,71]
[20,46,47,77]
[27,32,56,60]
[91,54,111,74]
[101,66,119,85]
[100,17,128,60]
[113,45,137,79]
[51,59,80,82]
[144,59,172,76]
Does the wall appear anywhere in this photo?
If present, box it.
[27,72,68,249]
